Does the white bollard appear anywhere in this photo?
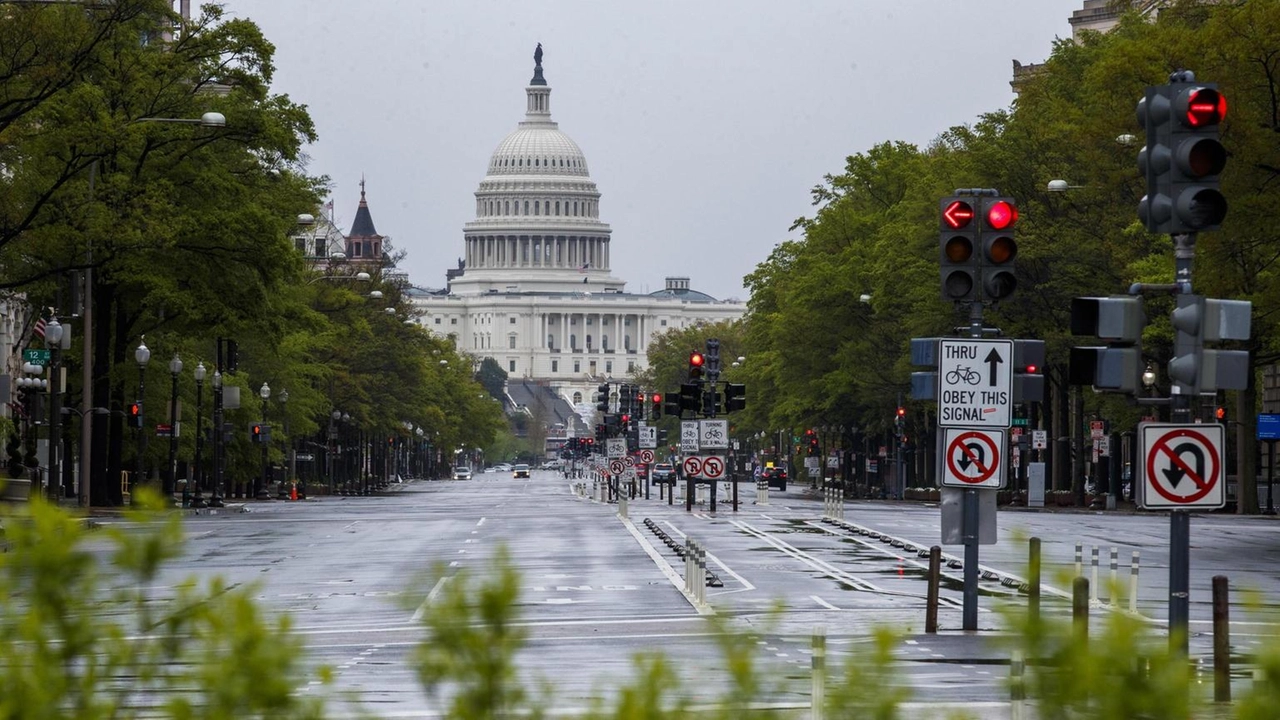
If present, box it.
[1130,550,1140,613]
[811,626,826,720]
[1075,542,1083,577]
[1109,547,1118,605]
[1010,649,1025,720]
[1091,545,1099,602]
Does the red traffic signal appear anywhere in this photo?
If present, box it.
[896,407,906,417]
[689,352,705,367]
[1215,406,1226,421]
[984,200,1018,231]
[1182,87,1227,127]
[942,200,974,229]
[651,393,662,403]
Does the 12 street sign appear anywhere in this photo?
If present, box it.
[938,339,1013,428]
[940,427,1006,489]
[22,349,49,366]
[1139,422,1225,510]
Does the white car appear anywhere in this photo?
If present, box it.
[452,467,473,481]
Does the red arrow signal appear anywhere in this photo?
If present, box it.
[943,200,974,229]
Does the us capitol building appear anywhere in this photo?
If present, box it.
[409,46,744,410]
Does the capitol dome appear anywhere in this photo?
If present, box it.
[455,45,621,296]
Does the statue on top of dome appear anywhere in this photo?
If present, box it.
[534,43,543,67]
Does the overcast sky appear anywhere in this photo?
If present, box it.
[221,0,1085,302]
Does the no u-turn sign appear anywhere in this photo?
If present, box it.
[1138,423,1225,510]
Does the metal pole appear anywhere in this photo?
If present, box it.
[1267,441,1276,515]
[1170,510,1190,655]
[191,376,206,508]
[258,396,270,500]
[168,368,179,503]
[48,346,61,501]
[1213,575,1231,703]
[209,373,224,507]
[136,369,146,494]
[962,487,979,630]
[926,545,940,633]
[80,165,95,508]
[1029,537,1041,625]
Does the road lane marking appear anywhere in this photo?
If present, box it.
[411,576,451,622]
[811,595,840,610]
[619,516,714,616]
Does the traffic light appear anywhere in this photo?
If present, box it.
[805,429,819,456]
[250,423,264,444]
[1138,76,1228,234]
[679,382,701,412]
[663,391,682,417]
[895,406,905,429]
[595,382,610,412]
[1013,339,1046,404]
[723,383,746,412]
[939,197,977,303]
[651,393,663,420]
[1168,294,1251,393]
[595,424,606,444]
[688,351,705,380]
[979,197,1017,301]
[1068,296,1145,392]
[1215,406,1227,423]
[702,386,720,417]
[128,401,143,428]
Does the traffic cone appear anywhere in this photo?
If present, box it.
[290,483,298,501]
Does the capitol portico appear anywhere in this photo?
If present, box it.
[410,46,743,411]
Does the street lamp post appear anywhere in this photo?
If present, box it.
[329,409,340,495]
[277,388,290,500]
[257,382,271,500]
[134,338,150,493]
[45,317,64,501]
[191,362,206,508]
[167,354,182,502]
[209,371,224,507]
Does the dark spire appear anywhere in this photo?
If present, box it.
[530,42,546,86]
[349,175,379,237]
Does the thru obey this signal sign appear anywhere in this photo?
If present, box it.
[941,428,1006,489]
[1139,423,1225,509]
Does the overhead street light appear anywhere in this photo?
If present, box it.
[136,111,226,127]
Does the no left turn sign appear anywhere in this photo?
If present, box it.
[1139,423,1225,509]
[940,427,1006,489]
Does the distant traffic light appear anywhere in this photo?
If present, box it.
[1138,75,1229,233]
[939,197,977,303]
[805,429,819,456]
[250,423,264,444]
[663,391,682,417]
[979,197,1017,301]
[688,351,705,380]
[651,393,663,420]
[679,382,700,412]
[722,383,746,413]
[128,401,143,428]
[595,382,610,412]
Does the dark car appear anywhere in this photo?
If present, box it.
[652,463,675,484]
[763,466,787,491]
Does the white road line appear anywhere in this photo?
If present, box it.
[811,595,840,610]
[411,576,451,622]
[619,516,713,616]
[732,520,885,593]
[476,517,486,527]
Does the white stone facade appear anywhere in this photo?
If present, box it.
[410,51,744,409]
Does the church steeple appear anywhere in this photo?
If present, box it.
[349,176,379,238]
[345,176,383,261]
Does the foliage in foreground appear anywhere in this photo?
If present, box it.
[8,498,1280,718]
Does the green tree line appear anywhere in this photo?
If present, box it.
[0,0,502,503]
[644,2,1280,509]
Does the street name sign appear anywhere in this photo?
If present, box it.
[941,427,1006,489]
[22,349,49,366]
[937,339,1013,428]
[1138,422,1225,510]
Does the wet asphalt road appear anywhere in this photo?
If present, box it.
[88,471,1280,717]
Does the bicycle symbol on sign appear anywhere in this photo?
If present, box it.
[945,366,982,386]
[703,427,726,442]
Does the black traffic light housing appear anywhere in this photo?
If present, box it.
[663,392,682,417]
[650,393,663,420]
[128,401,143,428]
[688,351,705,380]
[679,382,700,412]
[805,429,819,456]
[979,197,1018,301]
[723,383,746,412]
[1138,75,1228,234]
[594,382,610,412]
[939,197,977,303]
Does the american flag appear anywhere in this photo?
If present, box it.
[32,315,45,340]
[578,262,589,273]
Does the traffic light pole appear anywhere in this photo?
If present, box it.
[1169,231,1196,657]
[961,301,983,632]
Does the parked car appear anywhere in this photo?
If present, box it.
[512,463,531,479]
[652,463,675,485]
[452,467,473,481]
[763,466,787,491]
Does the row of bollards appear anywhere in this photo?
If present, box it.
[1073,541,1141,613]
[684,537,707,605]
[822,485,845,521]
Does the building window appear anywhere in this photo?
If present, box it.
[555,201,560,215]
[508,335,517,349]
[570,334,577,350]
[524,201,529,215]
[606,361,612,373]
[602,336,609,351]
[315,239,325,257]
[586,334,593,348]
[624,335,631,350]
[295,238,306,253]
[434,318,441,325]
[628,362,636,373]
[552,360,559,373]
[451,318,458,325]
[534,201,540,216]
[510,317,516,324]
[573,361,580,373]
[660,320,667,327]
[509,360,516,372]
[547,334,554,348]
[572,391,582,403]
